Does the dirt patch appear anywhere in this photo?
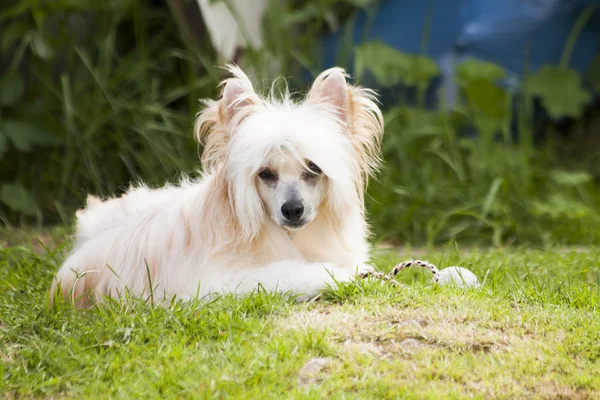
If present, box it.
[464,375,599,400]
[278,305,519,358]
[0,349,14,364]
[297,357,335,390]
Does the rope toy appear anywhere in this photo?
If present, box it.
[359,260,481,288]
[359,260,440,283]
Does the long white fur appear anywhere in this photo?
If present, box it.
[50,65,384,306]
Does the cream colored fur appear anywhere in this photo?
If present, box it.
[50,65,384,306]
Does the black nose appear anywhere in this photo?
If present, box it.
[281,199,304,223]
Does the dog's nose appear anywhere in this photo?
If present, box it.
[281,199,304,223]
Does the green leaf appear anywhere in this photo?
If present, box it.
[2,119,60,152]
[355,41,406,86]
[0,183,38,216]
[355,41,439,88]
[551,170,592,186]
[464,79,508,125]
[404,55,440,88]
[525,66,591,119]
[532,194,592,220]
[31,32,54,60]
[456,59,506,86]
[0,71,24,106]
[481,177,504,220]
[463,79,509,136]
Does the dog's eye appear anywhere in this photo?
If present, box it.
[258,168,277,181]
[307,161,322,175]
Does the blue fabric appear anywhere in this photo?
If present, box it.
[320,0,600,78]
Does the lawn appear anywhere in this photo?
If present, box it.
[2,0,599,398]
[1,230,599,399]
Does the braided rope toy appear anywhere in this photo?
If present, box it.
[359,259,441,283]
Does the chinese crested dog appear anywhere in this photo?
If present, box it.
[51,65,383,305]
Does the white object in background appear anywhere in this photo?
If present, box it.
[436,266,480,288]
[197,0,267,61]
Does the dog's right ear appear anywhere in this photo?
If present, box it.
[220,66,259,122]
[195,65,261,170]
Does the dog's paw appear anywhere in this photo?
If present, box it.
[294,265,353,302]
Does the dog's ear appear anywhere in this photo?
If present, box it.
[195,65,261,170]
[220,69,259,122]
[308,67,384,181]
[307,68,350,121]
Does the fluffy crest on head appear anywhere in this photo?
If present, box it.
[194,64,384,240]
[195,65,383,175]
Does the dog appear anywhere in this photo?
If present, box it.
[50,65,383,306]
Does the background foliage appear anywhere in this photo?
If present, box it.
[1,0,599,245]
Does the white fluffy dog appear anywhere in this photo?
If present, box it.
[50,65,383,306]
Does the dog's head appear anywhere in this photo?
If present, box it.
[195,66,383,239]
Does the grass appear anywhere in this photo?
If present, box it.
[2,230,599,398]
[2,3,599,396]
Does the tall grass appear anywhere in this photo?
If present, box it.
[359,46,600,246]
[1,0,598,245]
[1,0,217,223]
[368,105,600,246]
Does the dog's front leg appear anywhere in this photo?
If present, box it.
[220,261,353,301]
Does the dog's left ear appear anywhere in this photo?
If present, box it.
[307,69,350,121]
[308,68,384,179]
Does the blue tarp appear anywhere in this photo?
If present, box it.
[321,0,600,86]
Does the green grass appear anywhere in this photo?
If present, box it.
[2,232,599,398]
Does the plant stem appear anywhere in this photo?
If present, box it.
[560,5,598,69]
